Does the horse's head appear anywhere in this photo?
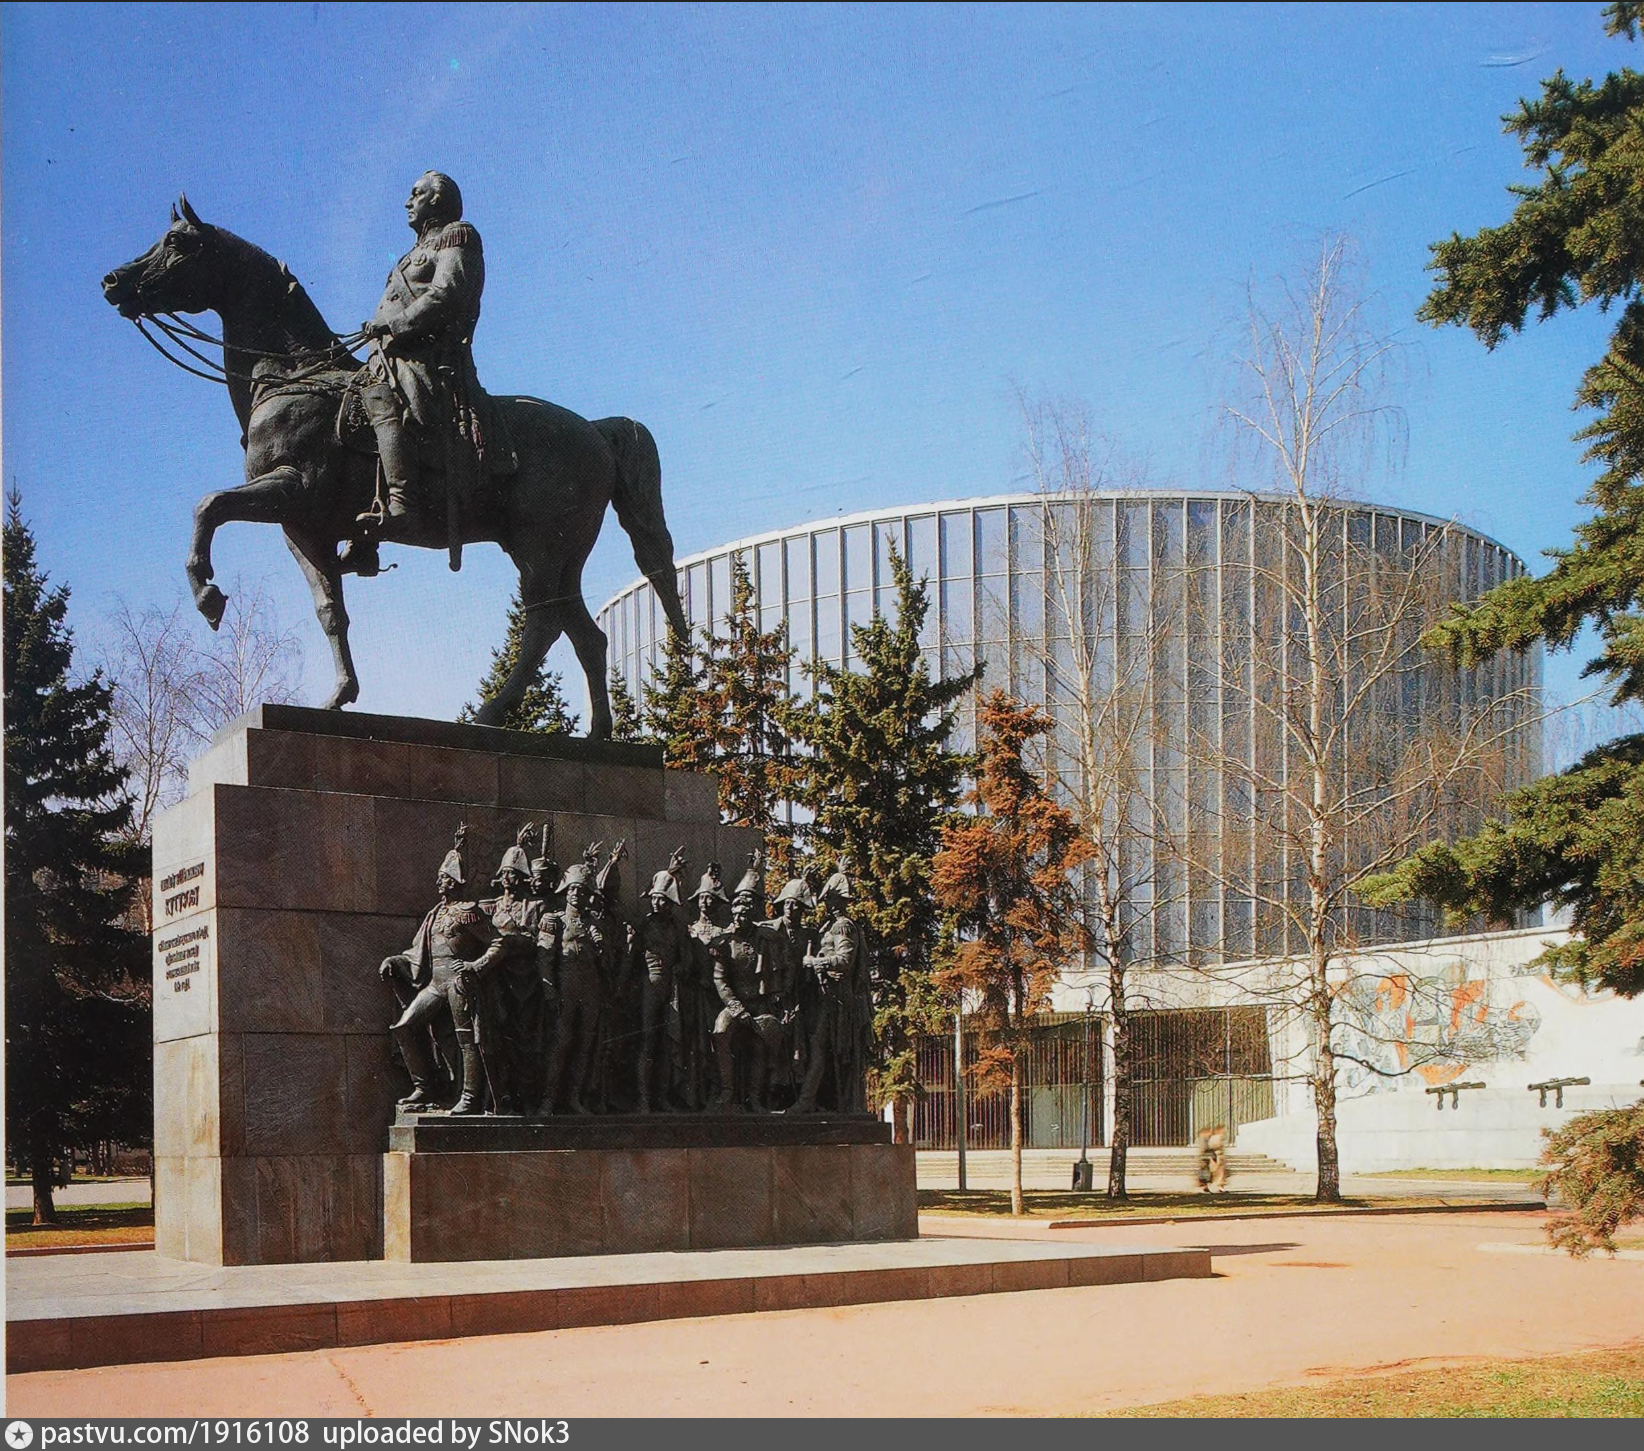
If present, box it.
[102,195,227,319]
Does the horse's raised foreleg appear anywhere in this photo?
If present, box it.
[186,466,302,630]
[473,593,564,729]
[284,526,360,711]
[563,596,614,741]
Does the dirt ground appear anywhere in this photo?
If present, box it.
[9,1210,1643,1417]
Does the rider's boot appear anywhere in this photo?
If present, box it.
[358,421,418,543]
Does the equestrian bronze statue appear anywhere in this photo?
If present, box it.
[101,183,687,736]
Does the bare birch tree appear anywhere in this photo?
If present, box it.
[1017,400,1183,1198]
[98,577,304,919]
[100,598,204,853]
[188,577,305,730]
[1177,238,1542,1199]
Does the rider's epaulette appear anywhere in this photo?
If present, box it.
[435,222,481,251]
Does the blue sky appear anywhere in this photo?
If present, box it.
[0,2,1627,722]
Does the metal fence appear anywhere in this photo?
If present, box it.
[1130,1006,1273,1146]
[914,1006,1274,1149]
[915,1013,1103,1150]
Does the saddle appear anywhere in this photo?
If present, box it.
[334,375,518,477]
[250,360,515,576]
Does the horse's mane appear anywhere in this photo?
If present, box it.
[209,224,340,353]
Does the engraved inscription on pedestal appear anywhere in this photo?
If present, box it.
[152,853,217,1045]
[157,920,209,995]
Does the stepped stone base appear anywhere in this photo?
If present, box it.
[385,1141,917,1262]
[7,1237,1213,1372]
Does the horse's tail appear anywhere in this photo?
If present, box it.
[594,417,688,639]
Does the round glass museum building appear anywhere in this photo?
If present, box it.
[598,491,1540,964]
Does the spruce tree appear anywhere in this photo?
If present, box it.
[642,623,717,775]
[699,553,805,874]
[457,591,580,734]
[794,547,981,1129]
[1364,4,1644,997]
[4,492,149,1224]
[608,667,648,743]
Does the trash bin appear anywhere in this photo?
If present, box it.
[1071,1158,1095,1191]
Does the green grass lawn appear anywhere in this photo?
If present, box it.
[916,1189,1520,1218]
[5,1203,154,1250]
[1107,1344,1644,1417]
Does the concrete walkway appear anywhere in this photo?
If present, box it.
[10,1210,1639,1416]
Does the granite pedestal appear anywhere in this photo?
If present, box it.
[150,705,770,1266]
[384,1114,916,1261]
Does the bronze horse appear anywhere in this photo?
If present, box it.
[102,196,686,736]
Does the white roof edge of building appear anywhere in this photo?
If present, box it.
[599,489,1528,617]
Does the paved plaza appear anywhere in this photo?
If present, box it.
[10,1211,1640,1416]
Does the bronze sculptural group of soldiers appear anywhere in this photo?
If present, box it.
[379,826,872,1118]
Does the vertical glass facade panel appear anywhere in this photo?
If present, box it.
[787,594,812,664]
[815,602,842,666]
[875,520,900,578]
[710,554,731,629]
[1016,556,1046,635]
[757,541,781,600]
[942,575,973,644]
[1119,502,1150,568]
[1187,499,1216,566]
[1152,499,1183,567]
[941,512,973,578]
[1009,505,1044,575]
[814,530,840,598]
[757,542,782,634]
[908,515,938,581]
[843,525,871,595]
[686,563,707,630]
[1221,500,1248,565]
[875,520,901,621]
[785,536,811,603]
[975,508,1008,577]
[845,589,874,655]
